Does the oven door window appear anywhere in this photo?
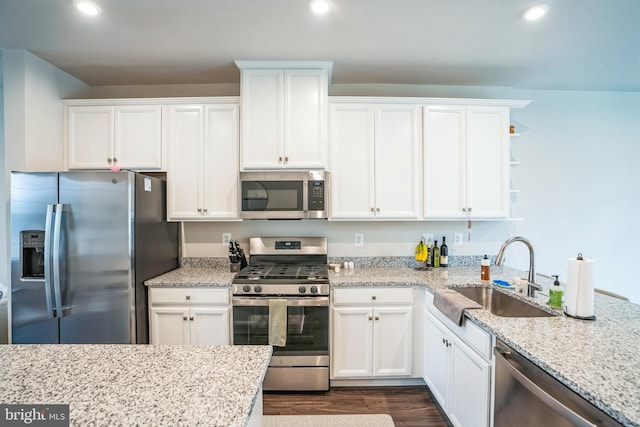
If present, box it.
[241,181,303,212]
[233,305,328,355]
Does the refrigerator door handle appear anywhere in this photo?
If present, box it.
[44,204,56,319]
[52,203,65,318]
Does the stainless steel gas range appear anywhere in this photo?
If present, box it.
[231,237,330,391]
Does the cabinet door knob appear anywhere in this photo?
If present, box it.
[374,316,379,321]
[107,158,112,164]
[186,295,191,300]
[203,208,208,213]
[368,316,373,321]
[278,156,283,162]
[468,207,472,212]
[376,208,380,212]
[370,207,375,212]
[189,316,194,321]
[197,208,202,212]
[372,296,377,300]
[284,156,289,162]
[183,316,188,321]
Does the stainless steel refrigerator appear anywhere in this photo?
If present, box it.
[10,171,179,344]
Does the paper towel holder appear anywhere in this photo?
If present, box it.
[564,252,597,321]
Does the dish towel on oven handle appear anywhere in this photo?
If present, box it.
[268,299,288,347]
[433,289,482,326]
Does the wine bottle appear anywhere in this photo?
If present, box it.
[433,240,440,268]
[440,236,448,267]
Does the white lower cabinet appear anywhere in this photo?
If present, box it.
[424,310,491,427]
[332,288,414,378]
[148,288,230,345]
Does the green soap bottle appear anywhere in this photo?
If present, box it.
[548,275,563,309]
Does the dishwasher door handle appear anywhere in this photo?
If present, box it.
[494,347,597,427]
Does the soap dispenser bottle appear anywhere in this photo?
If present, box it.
[481,255,490,281]
[548,275,563,309]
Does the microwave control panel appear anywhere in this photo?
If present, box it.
[308,180,325,211]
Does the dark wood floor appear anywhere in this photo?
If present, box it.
[263,386,452,427]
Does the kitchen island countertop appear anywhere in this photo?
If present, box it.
[0,344,271,426]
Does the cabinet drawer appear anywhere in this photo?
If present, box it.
[333,287,414,305]
[149,287,229,305]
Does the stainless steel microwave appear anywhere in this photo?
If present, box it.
[240,171,329,219]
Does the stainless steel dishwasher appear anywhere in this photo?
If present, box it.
[494,339,622,427]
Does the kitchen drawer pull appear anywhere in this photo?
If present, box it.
[371,296,377,300]
[185,295,191,300]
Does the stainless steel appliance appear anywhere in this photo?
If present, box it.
[10,171,179,344]
[240,171,328,219]
[494,339,622,427]
[232,237,330,391]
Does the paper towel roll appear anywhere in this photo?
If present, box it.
[565,255,595,318]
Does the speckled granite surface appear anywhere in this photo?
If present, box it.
[146,258,639,426]
[145,262,235,287]
[0,344,272,427]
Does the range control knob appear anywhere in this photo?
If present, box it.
[310,286,318,294]
[298,286,306,294]
[253,285,262,293]
[242,285,251,293]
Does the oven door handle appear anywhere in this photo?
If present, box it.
[232,297,329,307]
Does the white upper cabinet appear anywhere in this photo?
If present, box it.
[166,99,240,221]
[423,104,510,219]
[329,101,421,219]
[236,61,332,170]
[65,102,162,170]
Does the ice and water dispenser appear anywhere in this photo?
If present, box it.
[20,230,45,279]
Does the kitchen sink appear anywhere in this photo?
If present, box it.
[453,286,556,317]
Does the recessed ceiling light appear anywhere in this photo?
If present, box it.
[74,0,102,16]
[522,4,548,21]
[309,0,330,15]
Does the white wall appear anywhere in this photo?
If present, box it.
[509,89,640,303]
[3,49,91,172]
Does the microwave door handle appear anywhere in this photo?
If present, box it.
[44,204,55,319]
[52,203,65,318]
[302,179,309,217]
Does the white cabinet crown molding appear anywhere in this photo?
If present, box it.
[329,96,530,108]
[62,96,240,106]
[235,60,333,81]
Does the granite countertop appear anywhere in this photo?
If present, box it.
[145,260,639,426]
[0,344,272,427]
[333,265,640,427]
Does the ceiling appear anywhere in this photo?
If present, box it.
[1,0,639,91]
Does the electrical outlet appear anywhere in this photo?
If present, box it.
[454,232,463,245]
[422,233,434,246]
[222,233,232,245]
[354,233,364,247]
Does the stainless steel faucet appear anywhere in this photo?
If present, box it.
[495,236,541,298]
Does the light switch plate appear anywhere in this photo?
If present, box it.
[222,233,232,245]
